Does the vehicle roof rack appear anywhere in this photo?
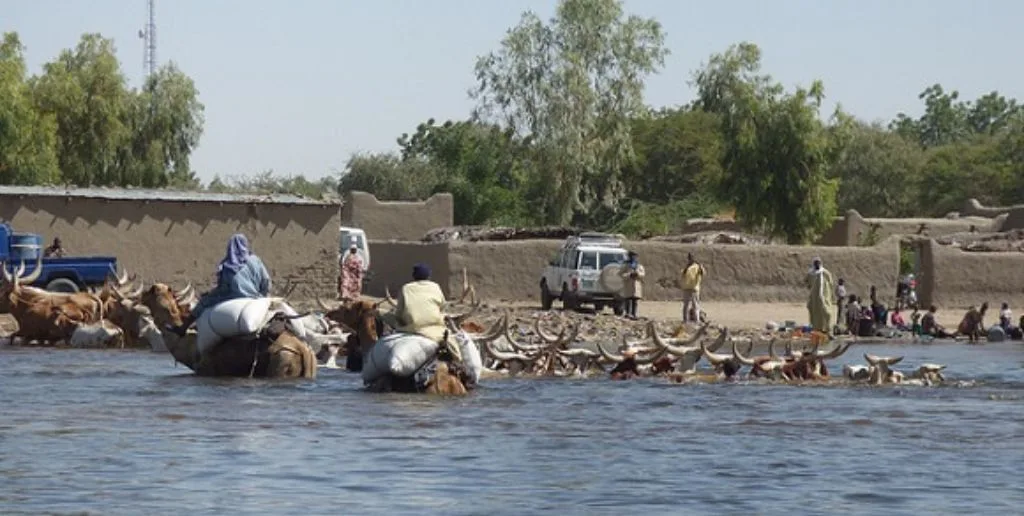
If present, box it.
[566,232,623,248]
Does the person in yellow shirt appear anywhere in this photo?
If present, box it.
[680,253,706,323]
[391,263,447,341]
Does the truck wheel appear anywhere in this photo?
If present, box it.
[594,302,606,313]
[612,299,624,316]
[46,278,80,293]
[540,283,554,310]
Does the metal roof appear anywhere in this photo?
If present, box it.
[0,185,339,205]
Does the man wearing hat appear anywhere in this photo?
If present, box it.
[618,251,646,320]
[387,263,449,346]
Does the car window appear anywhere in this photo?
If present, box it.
[599,252,626,269]
[579,251,599,270]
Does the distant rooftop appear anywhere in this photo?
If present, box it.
[0,185,339,205]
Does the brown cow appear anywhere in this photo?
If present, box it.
[0,258,104,345]
[318,295,478,395]
[139,283,316,379]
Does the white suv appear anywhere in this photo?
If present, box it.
[539,233,629,313]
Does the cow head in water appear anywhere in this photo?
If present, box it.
[140,283,185,328]
[317,297,385,356]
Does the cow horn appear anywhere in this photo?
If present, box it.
[864,353,903,366]
[485,339,542,363]
[732,340,756,366]
[173,283,193,302]
[117,269,129,286]
[652,321,711,347]
[1,261,11,283]
[504,328,542,353]
[472,314,508,343]
[819,340,853,360]
[383,286,398,307]
[634,347,668,365]
[595,342,626,363]
[556,347,600,359]
[919,363,947,373]
[128,282,146,300]
[706,327,729,353]
[534,317,565,344]
[19,256,42,285]
[556,322,580,349]
[315,295,332,311]
[700,339,732,366]
[651,324,701,357]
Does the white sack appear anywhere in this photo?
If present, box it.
[196,297,273,356]
[361,333,439,383]
[455,331,482,385]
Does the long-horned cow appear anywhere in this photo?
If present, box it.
[0,257,105,345]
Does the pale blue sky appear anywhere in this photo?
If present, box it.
[6,1,1022,183]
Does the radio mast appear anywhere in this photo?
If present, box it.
[138,0,157,81]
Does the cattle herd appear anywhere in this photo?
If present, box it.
[0,256,950,391]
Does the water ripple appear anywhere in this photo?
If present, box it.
[0,342,1022,514]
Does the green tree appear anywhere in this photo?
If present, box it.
[918,137,1013,216]
[398,118,533,225]
[829,119,926,217]
[207,170,338,199]
[121,62,205,187]
[337,152,440,201]
[30,33,132,186]
[0,32,60,184]
[626,107,724,204]
[694,42,838,244]
[470,0,668,225]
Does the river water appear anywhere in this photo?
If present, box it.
[1,341,1022,515]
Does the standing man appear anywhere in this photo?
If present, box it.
[619,251,645,320]
[805,257,837,342]
[835,278,847,328]
[680,253,706,323]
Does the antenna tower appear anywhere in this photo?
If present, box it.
[139,0,157,80]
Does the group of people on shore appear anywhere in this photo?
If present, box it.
[806,257,1022,342]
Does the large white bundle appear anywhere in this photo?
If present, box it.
[454,331,482,385]
[361,333,439,383]
[195,297,275,355]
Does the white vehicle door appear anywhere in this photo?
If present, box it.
[543,251,562,288]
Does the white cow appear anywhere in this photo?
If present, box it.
[70,320,126,349]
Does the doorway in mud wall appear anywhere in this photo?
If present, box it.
[897,238,923,308]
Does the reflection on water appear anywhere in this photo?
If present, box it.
[0,342,1022,515]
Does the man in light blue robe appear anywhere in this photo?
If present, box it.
[166,233,272,336]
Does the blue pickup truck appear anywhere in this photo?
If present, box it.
[0,223,118,293]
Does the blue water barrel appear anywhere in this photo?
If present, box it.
[10,233,42,261]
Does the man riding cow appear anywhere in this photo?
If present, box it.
[165,233,271,336]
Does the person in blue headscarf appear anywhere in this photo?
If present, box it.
[165,233,272,336]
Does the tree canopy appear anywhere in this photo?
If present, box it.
[1,32,204,188]
[4,0,1024,243]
